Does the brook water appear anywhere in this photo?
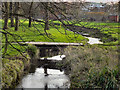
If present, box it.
[17,67,70,88]
[16,33,103,89]
[82,33,103,44]
[17,46,70,89]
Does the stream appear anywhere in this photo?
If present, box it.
[16,33,103,89]
[17,67,70,88]
[16,55,70,89]
[82,33,103,45]
[86,36,103,44]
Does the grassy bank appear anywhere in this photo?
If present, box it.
[1,19,88,58]
[54,20,119,45]
[2,43,27,58]
[1,19,88,88]
[1,19,87,44]
[2,54,30,88]
[1,19,119,88]
[1,44,38,88]
[62,45,119,88]
[76,22,119,45]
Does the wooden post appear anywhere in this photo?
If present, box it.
[44,58,48,76]
[40,47,46,57]
[45,83,48,90]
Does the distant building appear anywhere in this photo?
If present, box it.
[77,2,119,22]
[108,15,119,22]
[81,2,106,12]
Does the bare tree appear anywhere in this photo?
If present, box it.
[118,1,120,23]
[10,2,14,27]
[28,2,33,27]
[1,2,118,58]
[43,2,49,30]
[3,2,9,30]
[14,2,19,31]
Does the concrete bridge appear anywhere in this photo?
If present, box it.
[24,42,83,57]
[24,42,83,46]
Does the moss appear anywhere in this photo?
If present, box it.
[2,58,29,88]
[27,44,37,58]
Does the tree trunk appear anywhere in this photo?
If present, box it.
[44,2,49,31]
[118,1,120,23]
[29,17,32,27]
[14,2,19,31]
[28,2,33,27]
[10,2,14,27]
[3,2,9,30]
[118,1,120,74]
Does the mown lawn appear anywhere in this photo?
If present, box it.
[1,19,87,43]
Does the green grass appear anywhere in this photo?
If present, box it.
[1,20,119,88]
[1,19,88,57]
[1,19,119,58]
[1,19,87,43]
[76,22,119,37]
[75,22,119,45]
[2,43,27,58]
[49,20,119,45]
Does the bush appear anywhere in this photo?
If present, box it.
[2,53,30,89]
[2,60,24,88]
[27,44,37,58]
[88,66,119,88]
[63,45,119,88]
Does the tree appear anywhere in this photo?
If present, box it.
[28,2,33,27]
[44,2,49,31]
[3,2,9,30]
[9,2,14,27]
[118,1,120,23]
[14,2,19,31]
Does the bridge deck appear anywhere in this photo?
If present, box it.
[24,42,83,46]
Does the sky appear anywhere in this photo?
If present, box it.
[86,0,118,3]
[1,0,119,2]
[62,0,118,3]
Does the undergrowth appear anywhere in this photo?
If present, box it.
[63,45,119,88]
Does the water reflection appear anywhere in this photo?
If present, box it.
[17,67,70,89]
[40,55,66,61]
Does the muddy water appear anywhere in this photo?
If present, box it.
[16,55,70,89]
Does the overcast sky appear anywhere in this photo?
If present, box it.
[86,0,118,3]
[1,0,119,2]
[62,0,118,3]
